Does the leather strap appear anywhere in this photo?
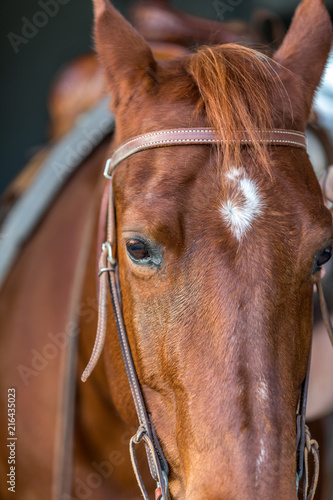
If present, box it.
[82,183,169,499]
[104,128,307,178]
[296,351,312,489]
[296,283,333,498]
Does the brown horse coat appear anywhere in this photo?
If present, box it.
[0,0,332,499]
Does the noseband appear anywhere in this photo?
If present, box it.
[82,126,332,500]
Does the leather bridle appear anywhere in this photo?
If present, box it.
[103,128,308,178]
[82,126,333,500]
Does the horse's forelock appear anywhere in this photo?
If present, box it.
[186,44,288,172]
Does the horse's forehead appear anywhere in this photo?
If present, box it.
[121,147,307,209]
[119,145,332,259]
[121,149,291,215]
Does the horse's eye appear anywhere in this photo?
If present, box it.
[125,237,163,268]
[126,239,150,262]
[314,244,332,272]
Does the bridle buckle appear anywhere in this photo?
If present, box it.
[104,158,113,179]
[102,241,116,266]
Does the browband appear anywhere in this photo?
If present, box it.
[104,127,307,178]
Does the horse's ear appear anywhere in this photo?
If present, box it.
[92,0,158,108]
[274,0,332,126]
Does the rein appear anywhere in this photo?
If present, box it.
[82,126,332,500]
[82,182,170,500]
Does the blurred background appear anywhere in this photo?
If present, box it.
[1,3,333,499]
[1,0,333,195]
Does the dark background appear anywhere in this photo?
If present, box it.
[1,0,333,194]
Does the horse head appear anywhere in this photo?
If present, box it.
[91,0,333,498]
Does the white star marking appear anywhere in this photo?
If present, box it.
[220,168,263,240]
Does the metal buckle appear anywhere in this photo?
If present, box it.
[98,242,116,275]
[103,241,116,266]
[104,158,113,179]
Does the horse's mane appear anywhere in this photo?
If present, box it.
[187,44,286,170]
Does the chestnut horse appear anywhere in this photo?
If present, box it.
[0,0,333,499]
